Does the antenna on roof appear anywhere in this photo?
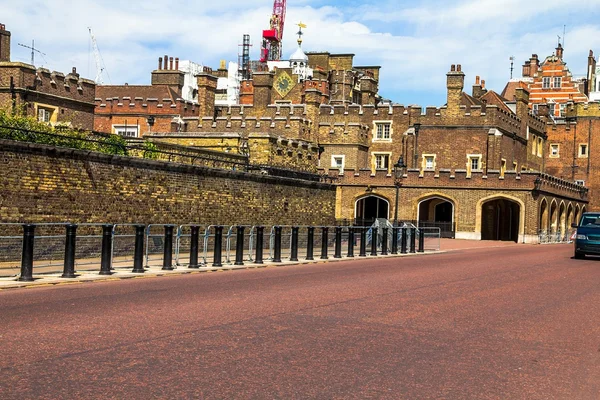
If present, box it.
[18,40,46,66]
[563,25,566,49]
[509,56,515,79]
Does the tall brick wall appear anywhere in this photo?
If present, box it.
[0,140,336,226]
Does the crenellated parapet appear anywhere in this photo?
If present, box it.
[325,168,587,201]
[95,95,197,116]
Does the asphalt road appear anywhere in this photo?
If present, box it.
[1,243,599,399]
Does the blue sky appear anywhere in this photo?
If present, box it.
[3,0,600,106]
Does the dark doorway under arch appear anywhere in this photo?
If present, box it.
[481,198,520,242]
[418,197,455,238]
[355,196,389,226]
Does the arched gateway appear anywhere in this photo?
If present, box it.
[355,195,389,226]
[481,198,521,242]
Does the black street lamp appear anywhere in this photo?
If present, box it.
[393,155,407,226]
[147,116,155,134]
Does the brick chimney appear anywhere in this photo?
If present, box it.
[0,23,11,62]
[151,54,185,94]
[522,60,531,77]
[587,50,596,96]
[252,71,274,110]
[196,72,218,118]
[447,64,465,116]
[529,55,539,77]
[514,87,530,120]
[472,75,486,98]
[556,43,564,60]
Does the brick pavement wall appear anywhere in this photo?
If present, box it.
[0,140,336,226]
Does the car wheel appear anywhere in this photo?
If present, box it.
[574,251,585,259]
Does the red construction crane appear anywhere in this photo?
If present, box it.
[260,0,286,62]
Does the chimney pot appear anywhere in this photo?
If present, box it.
[0,24,5,31]
[72,67,77,74]
[475,76,480,85]
[175,57,179,70]
[451,64,456,72]
[482,80,485,88]
[164,54,168,70]
[158,57,163,70]
[457,64,462,72]
[169,57,174,70]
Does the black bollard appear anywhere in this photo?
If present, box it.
[290,227,299,261]
[359,228,367,257]
[162,225,175,271]
[132,225,146,273]
[273,226,282,263]
[410,227,416,253]
[61,224,78,278]
[370,227,378,256]
[213,226,223,267]
[99,224,114,275]
[401,227,408,254]
[188,225,200,268]
[306,227,315,260]
[320,227,329,259]
[334,227,342,258]
[18,224,35,282]
[347,227,355,258]
[255,226,264,264]
[418,228,425,253]
[235,226,245,265]
[381,227,388,255]
[391,227,399,255]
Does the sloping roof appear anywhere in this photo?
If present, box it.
[501,80,528,101]
[480,90,514,114]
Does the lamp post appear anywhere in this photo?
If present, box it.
[412,123,421,169]
[393,155,407,226]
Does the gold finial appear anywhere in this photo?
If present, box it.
[297,21,307,47]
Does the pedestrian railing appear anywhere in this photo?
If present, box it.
[538,230,571,244]
[0,222,442,281]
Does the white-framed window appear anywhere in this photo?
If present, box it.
[373,153,390,170]
[113,125,139,138]
[331,155,345,169]
[422,154,436,171]
[374,122,392,141]
[575,180,585,186]
[559,103,566,117]
[553,76,562,88]
[542,77,551,89]
[467,154,482,176]
[579,144,588,158]
[532,104,539,115]
[549,103,556,116]
[550,144,559,157]
[37,107,53,123]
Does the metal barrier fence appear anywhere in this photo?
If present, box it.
[538,230,572,244]
[0,223,442,280]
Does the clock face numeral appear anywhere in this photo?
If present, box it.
[275,71,295,97]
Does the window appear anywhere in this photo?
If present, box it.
[550,144,559,157]
[374,154,390,170]
[575,180,585,186]
[549,103,556,116]
[531,134,537,155]
[374,122,391,140]
[579,144,588,158]
[113,125,139,138]
[513,162,518,171]
[542,77,551,89]
[559,103,566,117]
[532,104,539,116]
[467,154,482,175]
[422,154,436,171]
[37,107,53,123]
[537,137,543,157]
[553,76,562,88]
[500,159,507,177]
[331,155,344,169]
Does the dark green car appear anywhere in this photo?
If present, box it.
[572,212,600,259]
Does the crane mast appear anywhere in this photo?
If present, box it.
[88,27,105,84]
[260,0,286,62]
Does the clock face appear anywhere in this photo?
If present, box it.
[275,71,295,97]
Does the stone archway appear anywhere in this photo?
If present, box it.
[539,198,549,233]
[558,202,566,237]
[355,195,390,226]
[549,200,558,234]
[566,203,574,229]
[481,198,521,242]
[417,195,456,238]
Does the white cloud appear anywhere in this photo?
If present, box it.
[3,0,600,106]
